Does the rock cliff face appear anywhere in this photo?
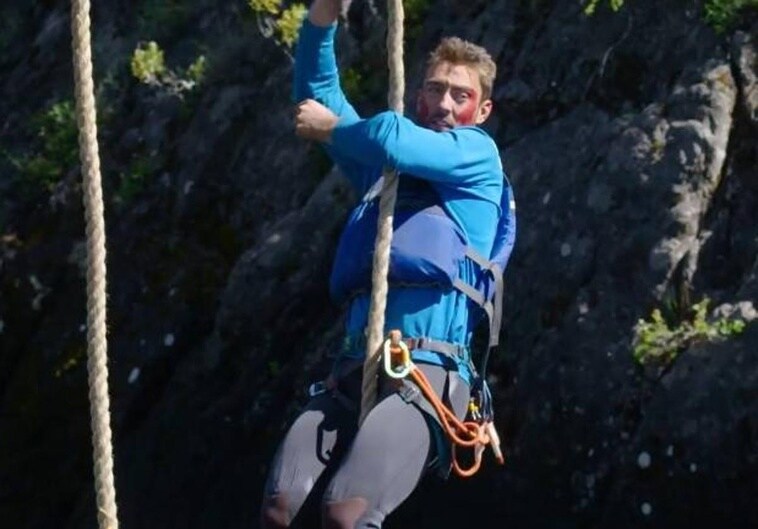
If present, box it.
[1,1,756,528]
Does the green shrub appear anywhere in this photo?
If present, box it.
[633,298,746,366]
[20,100,79,190]
[131,41,166,84]
[584,0,756,32]
[114,154,155,205]
[704,0,755,33]
[186,55,207,83]
[339,62,387,108]
[277,4,308,48]
[405,0,432,40]
[249,0,282,15]
[583,0,624,16]
[341,68,364,101]
[130,41,206,96]
[248,0,307,48]
[137,0,191,36]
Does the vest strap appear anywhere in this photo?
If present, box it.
[340,334,469,364]
[453,278,485,306]
[403,336,467,358]
[463,247,491,269]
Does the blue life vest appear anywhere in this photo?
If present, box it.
[329,173,517,350]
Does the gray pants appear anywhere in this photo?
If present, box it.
[260,363,469,528]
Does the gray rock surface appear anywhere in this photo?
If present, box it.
[0,1,756,528]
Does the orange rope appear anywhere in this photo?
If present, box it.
[388,343,505,478]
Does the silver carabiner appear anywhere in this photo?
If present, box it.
[308,381,328,397]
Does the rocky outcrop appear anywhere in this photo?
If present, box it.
[0,2,756,528]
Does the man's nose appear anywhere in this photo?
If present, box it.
[437,91,454,113]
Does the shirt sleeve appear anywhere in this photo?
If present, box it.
[329,111,502,186]
[293,19,379,192]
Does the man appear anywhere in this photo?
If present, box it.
[260,0,506,527]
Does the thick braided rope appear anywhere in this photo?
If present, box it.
[70,1,119,528]
[359,0,405,424]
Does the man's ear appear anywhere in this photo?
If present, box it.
[475,99,493,125]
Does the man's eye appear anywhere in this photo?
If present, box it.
[426,84,444,95]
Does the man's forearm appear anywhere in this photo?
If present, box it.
[308,0,342,27]
[329,112,500,184]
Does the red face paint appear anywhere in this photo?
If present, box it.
[417,97,430,125]
[454,91,479,126]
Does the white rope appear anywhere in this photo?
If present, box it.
[70,1,119,527]
[359,0,405,425]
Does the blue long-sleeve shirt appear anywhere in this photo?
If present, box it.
[294,20,503,383]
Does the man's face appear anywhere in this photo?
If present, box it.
[416,61,493,132]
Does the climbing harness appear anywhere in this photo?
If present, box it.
[383,331,504,478]
[310,326,507,477]
[70,1,119,528]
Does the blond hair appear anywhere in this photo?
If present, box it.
[427,37,497,101]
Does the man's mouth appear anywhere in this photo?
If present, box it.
[429,118,453,131]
